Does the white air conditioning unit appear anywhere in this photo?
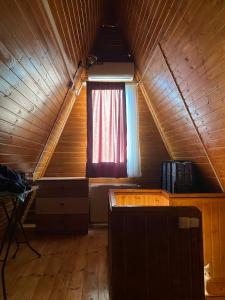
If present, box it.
[88,62,134,82]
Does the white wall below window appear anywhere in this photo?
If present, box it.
[89,183,140,223]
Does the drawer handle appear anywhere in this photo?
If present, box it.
[60,202,65,206]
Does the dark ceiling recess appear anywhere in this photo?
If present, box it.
[90,0,132,63]
[102,0,118,27]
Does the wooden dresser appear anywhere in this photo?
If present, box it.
[35,177,89,234]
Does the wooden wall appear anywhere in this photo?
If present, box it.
[116,0,225,192]
[33,88,79,179]
[0,0,104,176]
[0,0,68,174]
[171,195,225,296]
[138,87,170,185]
[45,86,170,187]
[45,87,87,177]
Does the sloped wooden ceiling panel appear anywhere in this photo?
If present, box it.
[0,0,104,176]
[143,46,220,191]
[116,0,225,191]
[115,0,185,74]
[48,0,104,73]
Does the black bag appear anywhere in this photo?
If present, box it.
[0,165,26,193]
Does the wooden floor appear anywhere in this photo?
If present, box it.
[2,228,225,300]
[4,228,109,300]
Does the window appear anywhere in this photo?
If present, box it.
[86,82,141,178]
[125,83,141,177]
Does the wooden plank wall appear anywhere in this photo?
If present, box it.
[45,87,87,177]
[45,86,170,188]
[47,0,104,74]
[0,0,104,176]
[0,0,68,174]
[33,88,78,179]
[116,0,225,191]
[171,196,225,296]
[142,47,220,191]
[138,87,170,185]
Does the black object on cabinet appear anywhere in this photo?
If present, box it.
[161,160,194,193]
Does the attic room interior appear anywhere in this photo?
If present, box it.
[1,0,225,299]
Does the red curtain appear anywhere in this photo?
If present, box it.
[87,82,127,177]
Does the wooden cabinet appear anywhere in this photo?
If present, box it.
[109,189,205,300]
[35,178,89,234]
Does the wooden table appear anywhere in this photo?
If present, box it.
[0,186,41,300]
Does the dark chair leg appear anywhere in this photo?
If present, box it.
[16,221,41,258]
[0,189,40,299]
[1,202,21,259]
[0,203,13,256]
[11,241,20,259]
[1,216,18,300]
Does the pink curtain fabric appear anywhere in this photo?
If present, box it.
[87,82,127,177]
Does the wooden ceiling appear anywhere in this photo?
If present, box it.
[0,0,104,176]
[1,0,225,191]
[91,25,132,62]
[47,0,104,75]
[115,0,225,191]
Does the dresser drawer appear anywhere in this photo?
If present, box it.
[36,214,88,234]
[36,179,88,197]
[36,197,88,214]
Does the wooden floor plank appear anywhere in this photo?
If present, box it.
[6,237,48,299]
[98,231,109,300]
[30,237,64,300]
[48,237,78,300]
[66,235,89,300]
[82,230,100,300]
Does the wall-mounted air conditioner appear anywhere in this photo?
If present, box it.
[88,62,134,82]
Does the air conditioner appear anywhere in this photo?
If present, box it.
[88,62,134,82]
